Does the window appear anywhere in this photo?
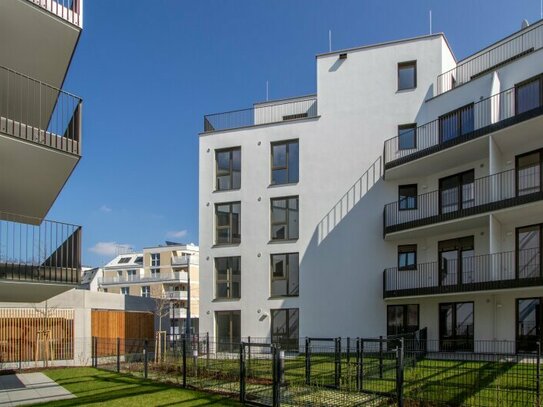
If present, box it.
[439,302,474,352]
[398,61,417,90]
[151,253,160,267]
[216,311,241,352]
[216,147,241,191]
[439,236,474,286]
[398,124,417,150]
[271,197,299,241]
[215,257,241,299]
[141,286,150,298]
[517,224,542,279]
[271,253,299,296]
[127,269,137,281]
[516,298,541,353]
[118,257,131,264]
[120,287,129,295]
[103,288,108,293]
[439,104,474,143]
[398,245,417,271]
[516,150,541,196]
[516,75,543,114]
[134,256,143,264]
[151,269,160,279]
[215,202,241,244]
[398,184,417,210]
[271,308,299,350]
[387,305,419,336]
[439,170,475,214]
[271,140,299,185]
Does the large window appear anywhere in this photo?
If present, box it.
[439,104,474,143]
[516,150,541,196]
[215,202,241,245]
[271,197,299,241]
[516,75,543,114]
[398,245,417,271]
[439,170,475,214]
[216,147,241,191]
[438,236,474,286]
[271,308,299,350]
[387,305,419,336]
[398,124,417,150]
[398,61,417,90]
[215,257,241,299]
[271,253,299,297]
[399,184,417,210]
[271,140,299,185]
[216,311,241,352]
[517,224,542,279]
[517,298,541,353]
[439,302,474,352]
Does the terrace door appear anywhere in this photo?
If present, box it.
[517,298,541,353]
[515,75,543,115]
[216,311,241,352]
[517,225,541,279]
[439,104,474,143]
[439,170,475,214]
[438,236,475,286]
[439,302,474,352]
[516,150,542,196]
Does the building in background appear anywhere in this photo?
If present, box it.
[0,0,84,302]
[199,19,543,352]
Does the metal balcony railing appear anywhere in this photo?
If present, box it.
[384,84,543,169]
[27,0,83,28]
[203,96,317,133]
[0,65,82,155]
[0,212,81,284]
[383,248,542,298]
[99,271,188,285]
[437,22,543,95]
[164,291,188,300]
[384,168,543,234]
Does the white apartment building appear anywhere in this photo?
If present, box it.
[199,19,543,353]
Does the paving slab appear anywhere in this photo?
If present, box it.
[0,373,74,406]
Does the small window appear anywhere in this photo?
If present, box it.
[387,304,419,336]
[215,202,241,245]
[398,245,417,271]
[141,286,150,298]
[134,256,143,264]
[398,124,417,150]
[121,287,129,295]
[398,61,417,90]
[271,197,299,241]
[215,256,241,299]
[399,184,417,210]
[271,140,299,185]
[216,147,241,191]
[118,257,131,264]
[271,253,299,296]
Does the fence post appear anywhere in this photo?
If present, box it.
[206,332,210,369]
[305,337,311,385]
[93,337,97,368]
[143,340,148,379]
[272,346,283,407]
[335,337,341,389]
[396,338,404,407]
[182,335,187,388]
[116,338,120,373]
[239,343,246,404]
[347,337,351,366]
[537,341,541,406]
[247,336,251,375]
[379,335,384,379]
[356,338,362,392]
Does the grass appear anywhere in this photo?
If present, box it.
[33,367,242,406]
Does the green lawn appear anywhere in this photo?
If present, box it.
[34,367,241,406]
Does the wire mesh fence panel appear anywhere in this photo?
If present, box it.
[242,342,276,406]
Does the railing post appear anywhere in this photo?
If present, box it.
[239,343,246,404]
[396,339,404,407]
[335,337,341,389]
[116,338,120,373]
[143,340,148,379]
[182,335,187,388]
[305,337,311,385]
[379,336,384,379]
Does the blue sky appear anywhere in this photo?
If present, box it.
[51,0,542,266]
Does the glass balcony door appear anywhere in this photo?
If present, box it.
[516,151,542,196]
[516,76,543,115]
[439,236,474,286]
[517,298,541,353]
[439,302,474,352]
[439,170,475,214]
[517,225,541,279]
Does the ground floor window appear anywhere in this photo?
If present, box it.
[517,298,541,353]
[387,304,419,336]
[439,302,474,351]
[271,308,299,350]
[215,311,240,352]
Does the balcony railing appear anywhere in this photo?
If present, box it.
[437,22,543,95]
[384,168,543,234]
[170,308,187,319]
[384,85,543,169]
[27,0,83,28]
[203,96,317,133]
[384,249,543,298]
[0,65,82,156]
[99,271,188,285]
[164,291,188,300]
[0,212,81,284]
[172,256,198,266]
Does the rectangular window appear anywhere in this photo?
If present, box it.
[399,184,417,210]
[439,104,474,143]
[151,269,160,279]
[151,253,160,267]
[516,150,541,196]
[439,302,474,352]
[271,140,299,185]
[439,170,475,214]
[271,253,299,297]
[141,286,150,298]
[516,76,542,114]
[387,304,419,336]
[216,147,241,191]
[398,245,417,271]
[517,224,542,279]
[398,124,417,150]
[215,257,241,299]
[127,269,137,282]
[398,61,417,90]
[215,202,241,245]
[271,308,299,350]
[517,298,541,353]
[271,197,299,241]
[118,257,131,264]
[438,236,474,286]
[216,311,241,352]
[121,287,129,295]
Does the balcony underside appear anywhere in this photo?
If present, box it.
[0,279,76,302]
[0,133,79,223]
[0,0,80,89]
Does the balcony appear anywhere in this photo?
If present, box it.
[100,271,188,285]
[172,256,198,266]
[27,0,83,28]
[0,212,81,302]
[170,308,187,319]
[437,21,543,95]
[164,291,188,301]
[383,85,543,172]
[383,249,543,299]
[384,168,543,236]
[203,95,318,133]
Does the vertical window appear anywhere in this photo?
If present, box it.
[517,298,541,353]
[387,305,419,336]
[141,286,150,298]
[271,197,299,240]
[215,257,241,299]
[271,308,299,350]
[398,61,417,90]
[271,140,299,185]
[517,225,541,279]
[398,124,417,150]
[438,236,474,286]
[151,268,160,279]
[121,287,129,295]
[439,302,474,352]
[439,104,474,143]
[151,253,160,267]
[215,202,241,244]
[398,185,417,210]
[398,245,417,270]
[216,147,241,191]
[271,253,299,296]
[516,76,542,114]
[439,170,475,214]
[216,311,241,352]
[516,150,541,196]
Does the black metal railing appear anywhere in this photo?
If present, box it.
[383,84,543,169]
[384,167,543,234]
[383,248,542,298]
[437,22,543,94]
[203,96,317,133]
[0,64,82,155]
[0,212,81,284]
[26,0,83,27]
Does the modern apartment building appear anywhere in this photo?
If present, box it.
[199,19,543,352]
[98,244,200,336]
[0,0,83,302]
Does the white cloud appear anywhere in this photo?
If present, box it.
[166,230,188,239]
[89,242,132,256]
[99,205,112,213]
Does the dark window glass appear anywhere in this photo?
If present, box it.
[439,104,474,143]
[398,124,417,150]
[398,61,417,90]
[387,305,419,336]
[271,197,299,240]
[215,257,241,299]
[517,225,541,279]
[516,77,542,114]
[216,311,241,352]
[272,140,299,185]
[517,298,541,353]
[271,308,299,350]
[438,236,474,286]
[216,147,241,191]
[271,253,299,296]
[398,245,417,271]
[215,202,241,244]
[439,302,474,352]
[439,170,475,214]
[517,151,541,196]
[399,184,417,210]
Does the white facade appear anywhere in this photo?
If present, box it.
[199,21,543,349]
